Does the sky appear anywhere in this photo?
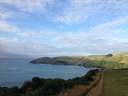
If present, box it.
[0,0,128,58]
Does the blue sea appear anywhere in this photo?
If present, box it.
[0,58,95,87]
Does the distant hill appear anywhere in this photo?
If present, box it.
[30,52,128,69]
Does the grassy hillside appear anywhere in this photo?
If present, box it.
[30,52,128,69]
[85,52,128,68]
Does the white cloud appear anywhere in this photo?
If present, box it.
[0,37,56,57]
[0,28,128,58]
[19,29,55,38]
[0,12,12,19]
[0,0,55,13]
[0,0,128,57]
[0,20,19,32]
[0,4,11,19]
[52,0,102,24]
[53,17,127,45]
[51,18,128,54]
[89,16,128,36]
[53,32,128,55]
[0,15,128,57]
[48,0,128,24]
[1,0,128,24]
[0,20,55,39]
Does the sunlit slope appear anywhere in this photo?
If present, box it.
[30,52,128,69]
[85,52,128,68]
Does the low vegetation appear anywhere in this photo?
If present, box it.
[103,69,128,96]
[0,69,99,96]
[30,52,128,69]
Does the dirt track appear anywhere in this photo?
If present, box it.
[86,70,103,96]
[58,70,103,96]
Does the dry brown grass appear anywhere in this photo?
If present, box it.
[86,70,103,96]
[58,71,102,96]
[58,85,88,96]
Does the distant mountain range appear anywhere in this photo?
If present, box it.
[30,52,128,69]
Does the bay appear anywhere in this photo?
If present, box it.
[0,58,94,87]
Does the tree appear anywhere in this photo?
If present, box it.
[106,54,113,57]
[32,77,44,88]
[8,86,18,94]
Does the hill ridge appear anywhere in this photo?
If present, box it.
[30,52,128,69]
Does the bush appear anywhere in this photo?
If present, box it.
[0,69,99,96]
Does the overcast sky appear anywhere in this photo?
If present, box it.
[0,0,128,58]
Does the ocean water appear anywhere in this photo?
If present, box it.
[0,58,94,87]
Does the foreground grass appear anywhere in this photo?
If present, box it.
[103,70,128,96]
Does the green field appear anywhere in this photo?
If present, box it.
[103,70,128,96]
